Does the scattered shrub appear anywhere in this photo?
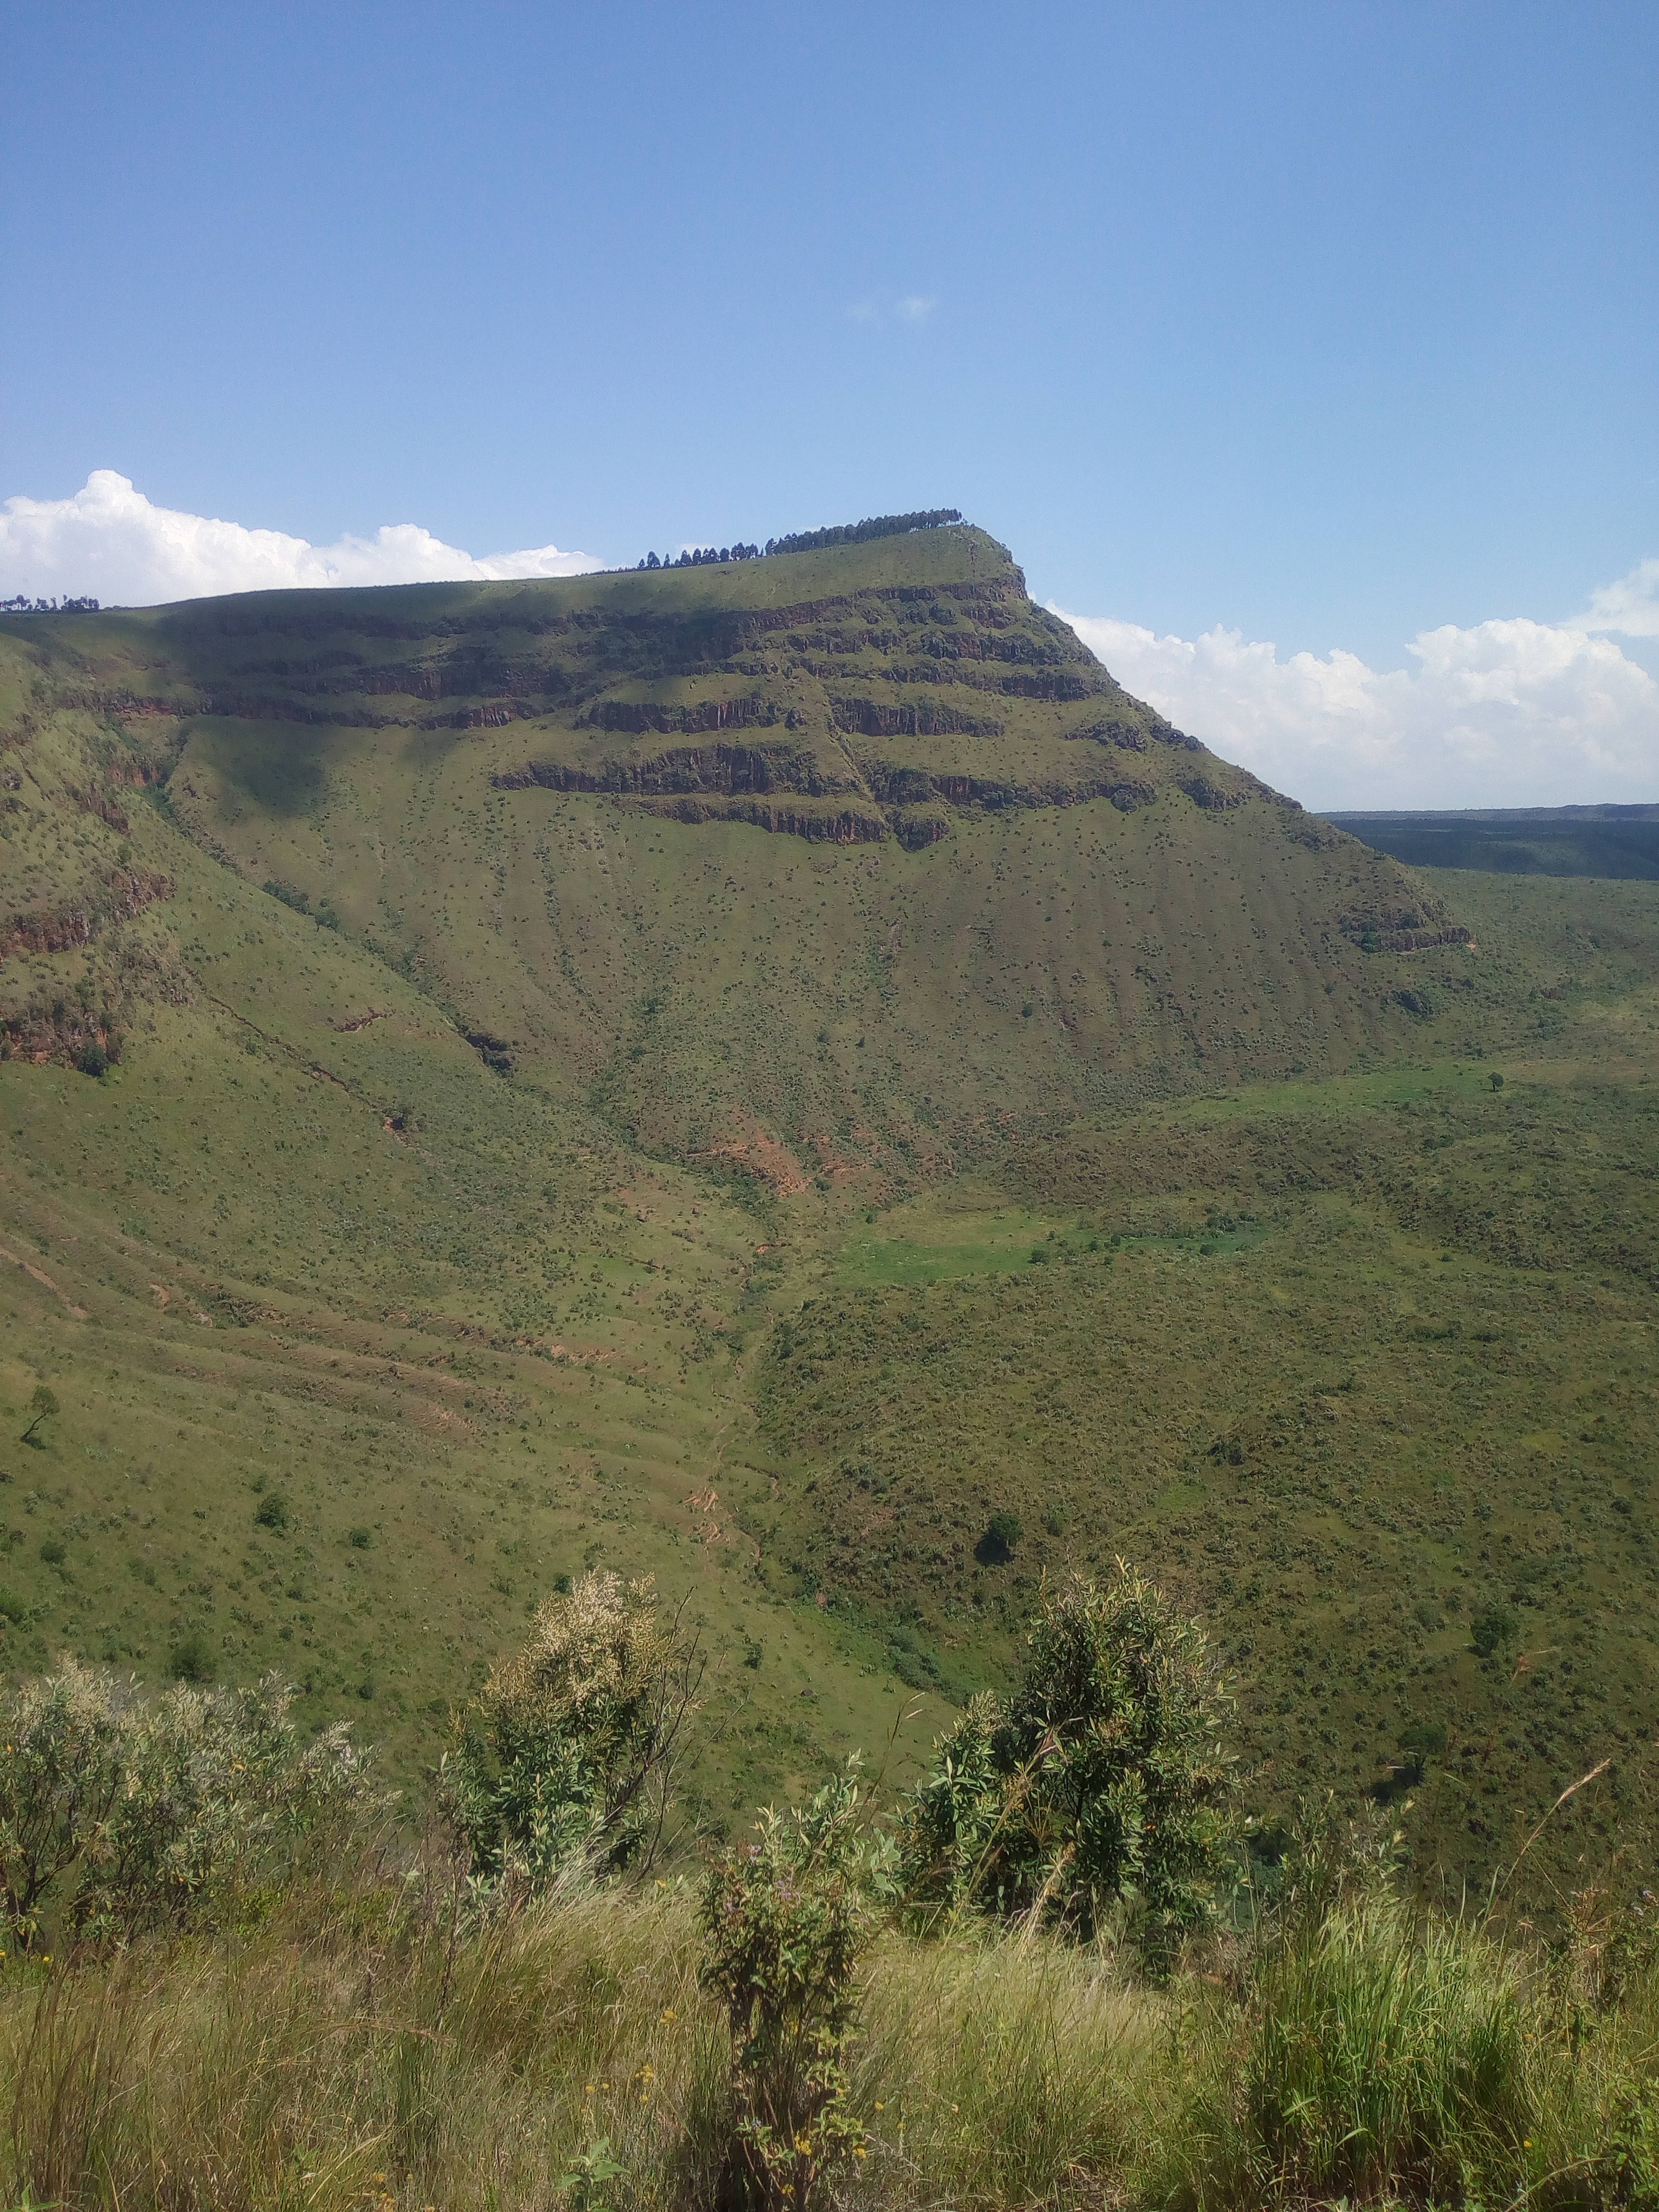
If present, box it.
[444,1570,703,1895]
[700,1762,895,2211]
[901,1569,1233,1964]
[348,1524,373,1549]
[254,1491,290,1531]
[1401,1719,1448,1760]
[0,1658,375,1947]
[77,1040,108,1077]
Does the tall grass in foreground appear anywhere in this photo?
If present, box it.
[4,1878,1659,2210]
[1158,1881,1659,2212]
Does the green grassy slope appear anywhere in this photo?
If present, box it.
[751,872,1659,1893]
[3,531,1657,1891]
[0,694,940,1815]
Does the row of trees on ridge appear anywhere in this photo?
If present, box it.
[634,508,963,573]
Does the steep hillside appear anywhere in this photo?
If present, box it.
[3,525,1462,1191]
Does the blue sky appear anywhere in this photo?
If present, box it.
[3,2,1656,805]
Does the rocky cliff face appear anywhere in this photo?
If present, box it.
[1,865,172,962]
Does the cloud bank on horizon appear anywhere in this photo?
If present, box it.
[1061,569,1659,812]
[3,472,1655,811]
[0,471,606,608]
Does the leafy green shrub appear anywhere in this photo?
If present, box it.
[700,1763,895,2211]
[557,2136,624,2212]
[348,1525,373,1549]
[1597,2078,1659,2212]
[78,1040,108,1078]
[443,1570,702,1895]
[254,1491,290,1532]
[0,1659,375,1947]
[900,1568,1232,1964]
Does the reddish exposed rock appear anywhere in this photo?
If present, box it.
[1,866,173,964]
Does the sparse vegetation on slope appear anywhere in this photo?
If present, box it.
[2,527,1658,1921]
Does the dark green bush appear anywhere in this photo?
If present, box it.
[255,1492,290,1532]
[78,1040,108,1078]
[976,1510,1023,1564]
[169,1631,214,1682]
[1471,1603,1519,1657]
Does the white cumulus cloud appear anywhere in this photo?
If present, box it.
[0,471,607,608]
[1580,555,1659,640]
[1060,594,1659,810]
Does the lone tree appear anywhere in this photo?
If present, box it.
[445,1570,702,1893]
[19,1386,57,1448]
[900,1566,1233,1965]
[976,1509,1023,1565]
